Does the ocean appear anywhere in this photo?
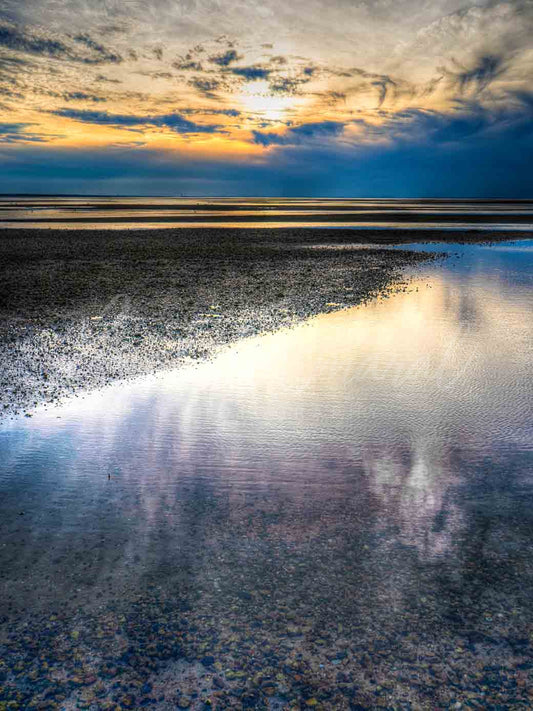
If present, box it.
[1,196,533,230]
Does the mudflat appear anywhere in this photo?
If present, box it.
[0,226,518,418]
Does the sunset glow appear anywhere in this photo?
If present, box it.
[0,0,532,194]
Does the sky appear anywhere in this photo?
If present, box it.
[0,0,532,196]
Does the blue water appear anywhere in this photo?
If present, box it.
[0,240,532,709]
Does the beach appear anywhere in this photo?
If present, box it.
[0,226,452,418]
[1,235,532,710]
[1,225,527,419]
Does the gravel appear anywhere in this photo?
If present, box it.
[1,225,507,419]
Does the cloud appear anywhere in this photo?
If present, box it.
[0,23,123,64]
[372,78,397,107]
[182,107,241,117]
[367,99,533,143]
[209,49,240,66]
[513,90,533,111]
[72,33,123,64]
[231,65,271,81]
[346,67,410,107]
[0,53,33,69]
[268,76,301,94]
[0,53,32,92]
[319,90,346,105]
[63,91,107,102]
[440,54,505,94]
[0,23,67,59]
[3,115,531,197]
[94,74,121,84]
[51,108,221,134]
[0,85,24,99]
[252,96,533,154]
[1,0,532,197]
[268,65,316,95]
[188,77,222,97]
[0,122,55,143]
[253,120,345,146]
[138,70,174,79]
[173,57,203,71]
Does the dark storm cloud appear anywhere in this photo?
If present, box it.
[253,121,345,146]
[209,49,240,66]
[51,108,221,134]
[440,54,505,94]
[231,65,271,80]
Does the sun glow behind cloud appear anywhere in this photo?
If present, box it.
[238,80,298,123]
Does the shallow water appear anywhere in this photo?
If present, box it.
[1,196,533,230]
[0,240,532,709]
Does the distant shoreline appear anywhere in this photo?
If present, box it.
[0,226,528,419]
[1,195,533,201]
[2,196,532,231]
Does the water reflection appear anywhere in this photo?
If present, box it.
[0,241,532,709]
[2,196,533,230]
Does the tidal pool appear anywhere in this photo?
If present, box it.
[0,240,532,709]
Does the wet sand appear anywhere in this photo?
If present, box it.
[0,226,520,418]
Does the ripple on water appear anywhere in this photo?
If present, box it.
[0,240,532,709]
